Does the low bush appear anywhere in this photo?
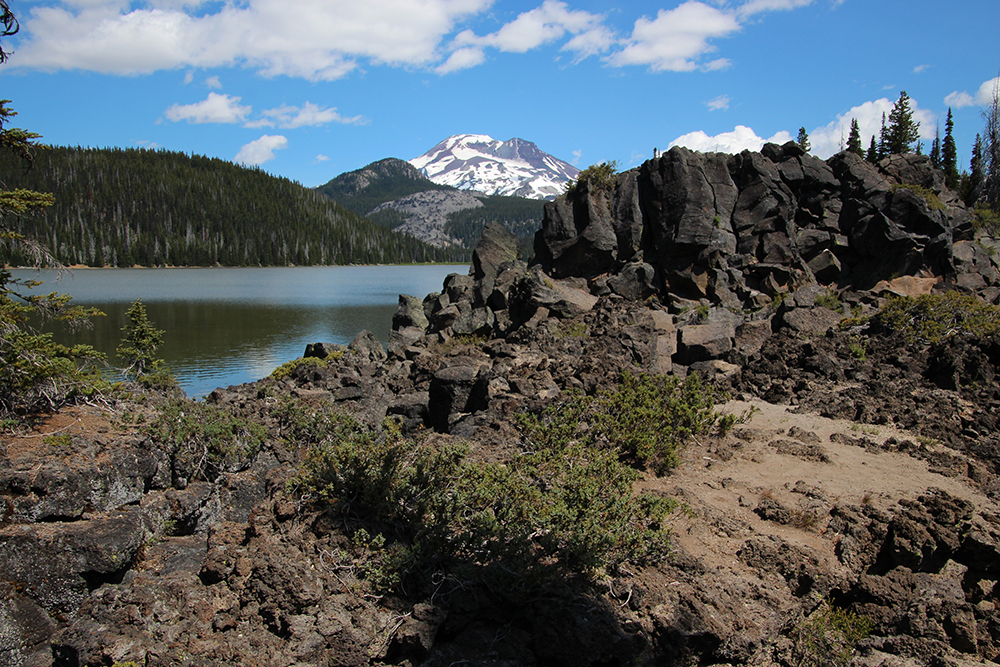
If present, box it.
[519,372,735,473]
[145,400,267,482]
[285,397,676,595]
[793,602,873,667]
[564,161,619,199]
[891,183,946,211]
[871,291,1000,343]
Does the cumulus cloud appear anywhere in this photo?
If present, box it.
[235,135,288,165]
[13,0,493,79]
[607,2,741,72]
[808,96,936,158]
[707,95,730,111]
[946,77,1000,109]
[435,45,487,74]
[440,0,611,72]
[164,92,250,124]
[11,0,816,79]
[245,102,366,128]
[669,125,793,154]
[204,75,222,88]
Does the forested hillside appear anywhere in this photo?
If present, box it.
[0,147,459,267]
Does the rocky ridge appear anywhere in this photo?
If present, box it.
[3,143,1000,666]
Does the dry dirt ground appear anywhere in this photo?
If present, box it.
[648,398,994,587]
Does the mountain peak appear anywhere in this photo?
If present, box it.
[410,134,579,200]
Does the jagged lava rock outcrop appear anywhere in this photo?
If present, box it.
[535,143,989,306]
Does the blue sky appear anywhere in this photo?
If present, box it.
[1,0,997,189]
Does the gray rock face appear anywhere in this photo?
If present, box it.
[534,143,998,304]
[370,189,485,248]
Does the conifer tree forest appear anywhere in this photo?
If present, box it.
[0,146,460,267]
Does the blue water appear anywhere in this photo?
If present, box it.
[11,265,466,398]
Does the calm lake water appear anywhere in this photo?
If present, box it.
[12,265,466,398]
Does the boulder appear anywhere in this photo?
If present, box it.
[472,221,520,302]
[428,366,489,431]
[392,294,429,331]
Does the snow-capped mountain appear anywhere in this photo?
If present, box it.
[410,134,579,200]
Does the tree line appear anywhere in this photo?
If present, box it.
[0,145,461,267]
[838,88,999,210]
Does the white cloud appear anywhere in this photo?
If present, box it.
[164,92,250,124]
[445,0,611,68]
[183,70,193,84]
[235,134,288,165]
[738,0,813,18]
[808,96,936,159]
[913,64,929,74]
[945,77,1000,109]
[571,149,582,166]
[435,46,486,74]
[945,91,976,108]
[707,94,730,111]
[204,75,222,88]
[314,154,330,163]
[245,102,366,128]
[607,2,741,72]
[669,125,792,153]
[11,0,816,79]
[13,0,493,79]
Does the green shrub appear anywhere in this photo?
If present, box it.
[871,291,1000,343]
[0,268,106,417]
[891,183,945,211]
[286,398,675,594]
[814,288,844,313]
[270,355,330,380]
[793,602,873,667]
[145,400,267,482]
[520,372,734,474]
[973,204,1000,237]
[564,161,619,199]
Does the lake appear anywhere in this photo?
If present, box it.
[10,265,467,398]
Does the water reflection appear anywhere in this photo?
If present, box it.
[12,266,464,397]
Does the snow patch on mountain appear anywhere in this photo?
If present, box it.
[410,135,579,200]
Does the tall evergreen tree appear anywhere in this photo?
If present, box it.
[846,118,864,156]
[796,127,811,152]
[942,108,959,190]
[930,124,941,168]
[884,91,921,155]
[983,76,1000,208]
[867,135,879,164]
[967,134,986,206]
[878,113,888,159]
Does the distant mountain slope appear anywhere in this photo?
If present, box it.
[410,135,579,200]
[0,148,456,267]
[316,156,545,252]
[313,158,451,216]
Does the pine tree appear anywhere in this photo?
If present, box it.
[796,127,811,153]
[930,124,941,168]
[846,118,864,157]
[878,113,888,159]
[983,76,1000,209]
[884,91,921,155]
[867,135,879,164]
[117,299,165,376]
[967,134,986,206]
[942,108,959,190]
